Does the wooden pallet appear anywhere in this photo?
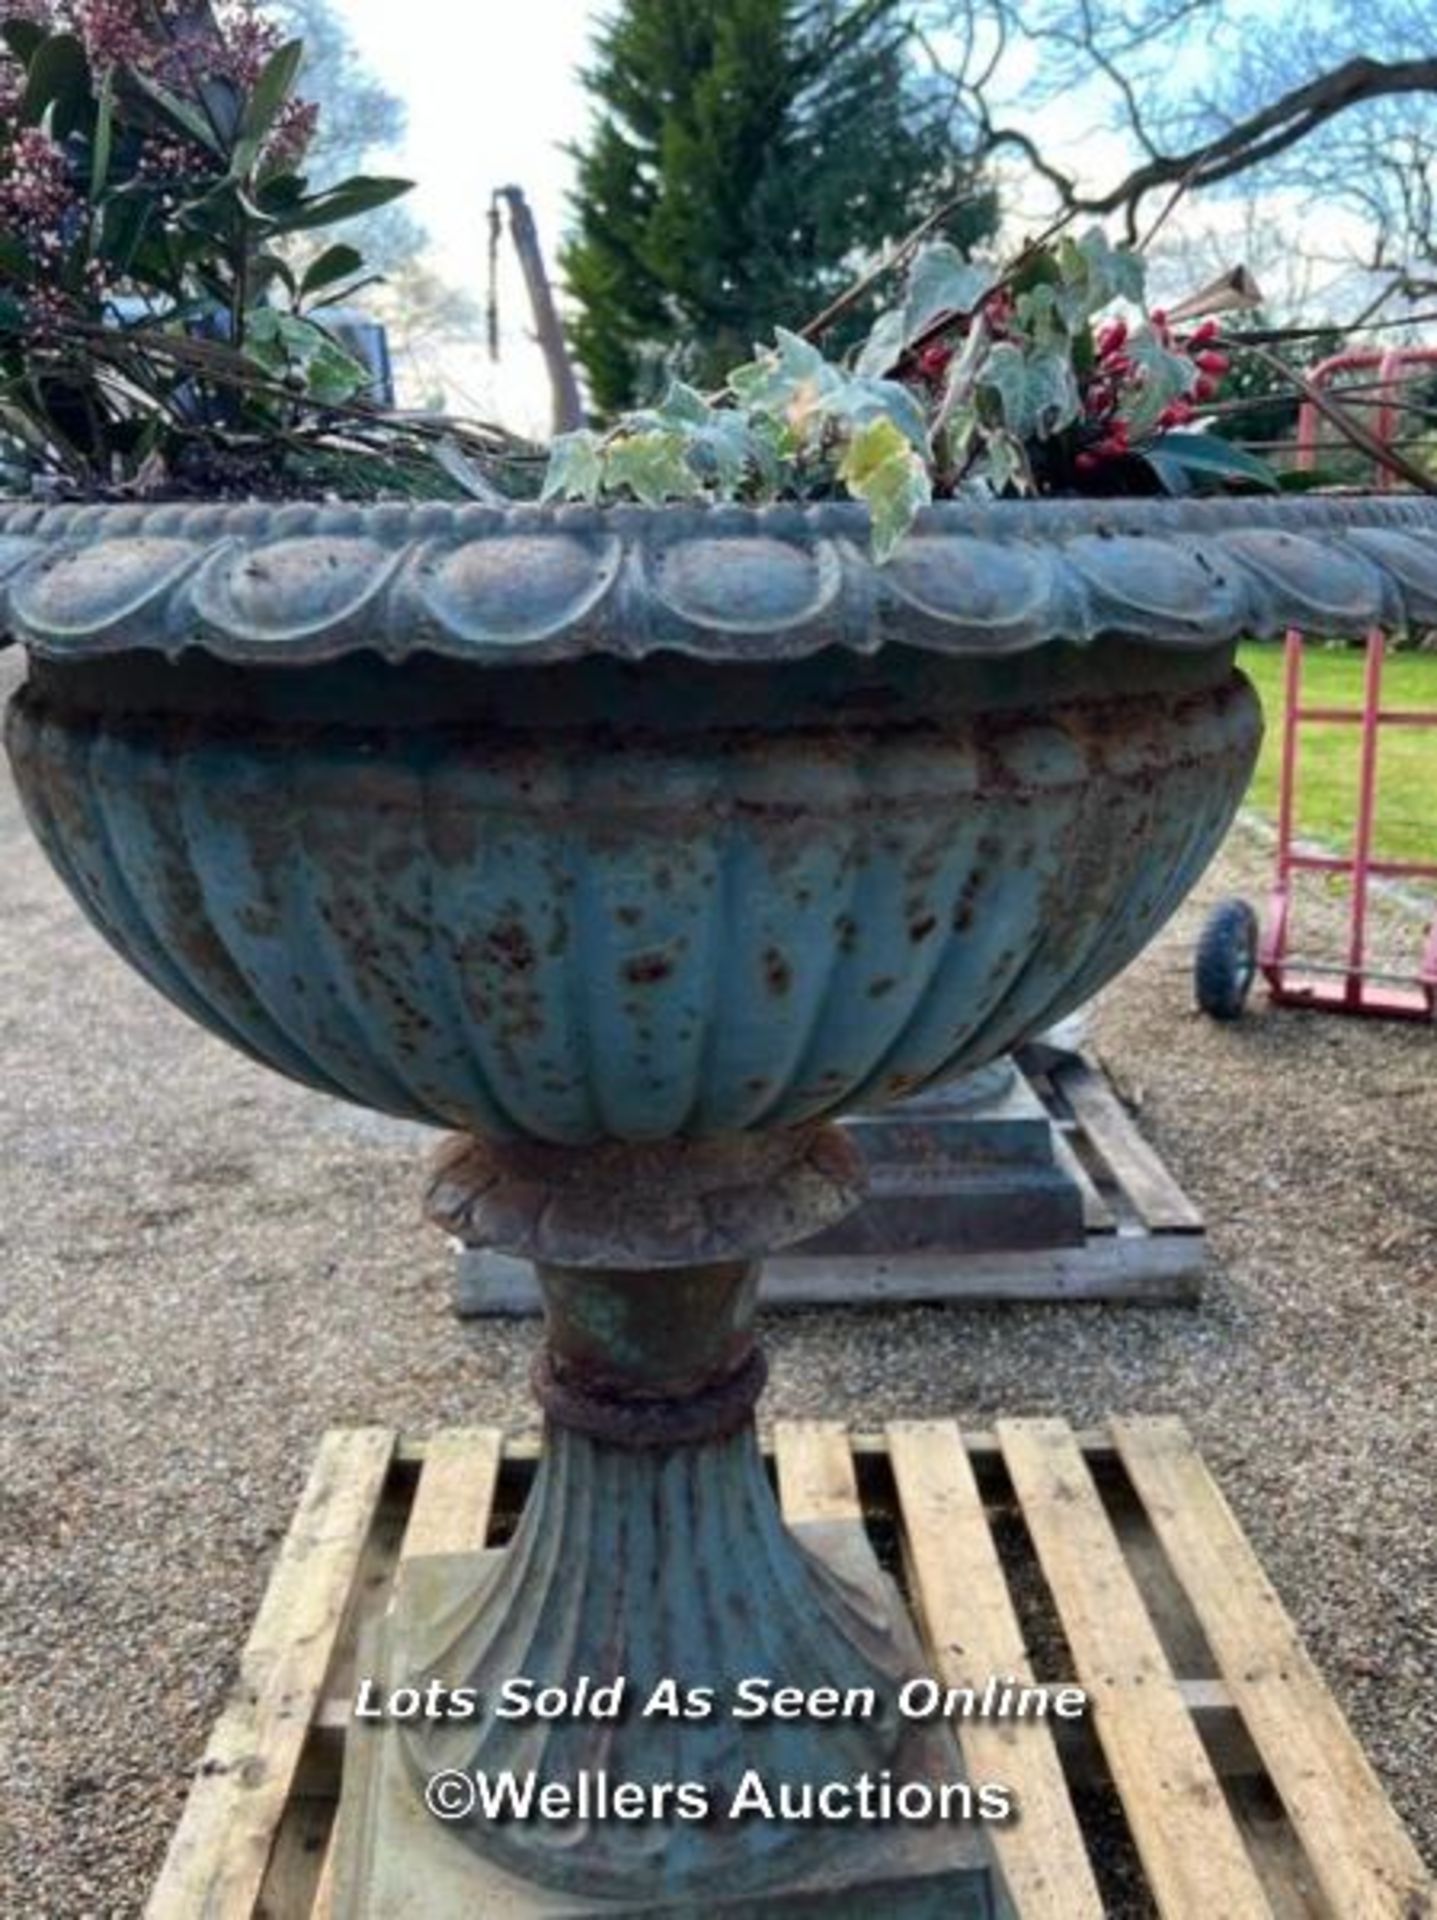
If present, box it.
[455,1052,1208,1317]
[146,1421,1433,1920]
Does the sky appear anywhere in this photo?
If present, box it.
[334,0,601,430]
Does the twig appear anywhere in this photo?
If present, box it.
[1218,309,1437,345]
[798,182,1012,345]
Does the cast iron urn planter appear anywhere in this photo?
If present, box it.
[7,494,1437,1913]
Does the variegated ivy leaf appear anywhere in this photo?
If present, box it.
[978,343,1080,441]
[1014,282,1067,351]
[854,307,906,378]
[243,309,370,405]
[936,397,980,468]
[901,242,994,347]
[654,380,713,427]
[603,430,706,505]
[1119,328,1199,437]
[540,429,605,503]
[651,381,771,496]
[1055,227,1147,325]
[829,374,929,453]
[727,326,840,428]
[838,415,931,564]
[689,413,773,495]
[972,428,1032,497]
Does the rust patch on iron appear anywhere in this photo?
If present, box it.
[486,920,536,975]
[623,952,672,986]
[763,946,792,996]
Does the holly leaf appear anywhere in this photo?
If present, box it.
[1143,431,1279,494]
[839,415,931,564]
[540,429,604,503]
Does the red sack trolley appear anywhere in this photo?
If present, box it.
[1195,347,1437,1021]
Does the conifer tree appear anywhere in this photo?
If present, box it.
[563,0,995,411]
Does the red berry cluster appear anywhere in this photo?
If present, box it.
[1153,312,1231,405]
[1075,311,1231,475]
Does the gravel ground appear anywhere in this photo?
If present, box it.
[1,646,1433,1914]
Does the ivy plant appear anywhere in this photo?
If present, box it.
[544,227,1274,561]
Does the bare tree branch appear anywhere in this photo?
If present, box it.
[977,55,1437,232]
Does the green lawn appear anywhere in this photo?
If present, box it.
[1237,642,1437,865]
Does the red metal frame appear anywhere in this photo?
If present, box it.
[1260,347,1437,1020]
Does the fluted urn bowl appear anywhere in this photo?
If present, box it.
[7,493,1437,1913]
[17,492,1427,1143]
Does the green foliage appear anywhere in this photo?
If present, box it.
[838,416,931,561]
[0,4,417,494]
[1141,432,1280,494]
[545,226,1274,559]
[561,0,996,412]
[242,310,371,405]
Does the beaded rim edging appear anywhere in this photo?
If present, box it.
[0,493,1434,665]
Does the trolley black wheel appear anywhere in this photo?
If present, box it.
[1194,897,1259,1020]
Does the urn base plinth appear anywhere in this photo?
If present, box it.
[332,1434,1007,1918]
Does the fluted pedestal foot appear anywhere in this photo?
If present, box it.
[335,1422,1005,1916]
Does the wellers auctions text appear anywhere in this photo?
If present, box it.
[420,1765,1016,1826]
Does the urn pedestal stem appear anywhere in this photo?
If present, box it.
[341,1138,1008,1912]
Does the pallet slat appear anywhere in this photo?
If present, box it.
[399,1427,503,1560]
[773,1419,863,1523]
[1052,1058,1204,1234]
[998,1418,1271,1918]
[888,1420,1103,1920]
[307,1428,508,1920]
[146,1427,395,1920]
[1048,1121,1117,1232]
[1115,1417,1435,1920]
